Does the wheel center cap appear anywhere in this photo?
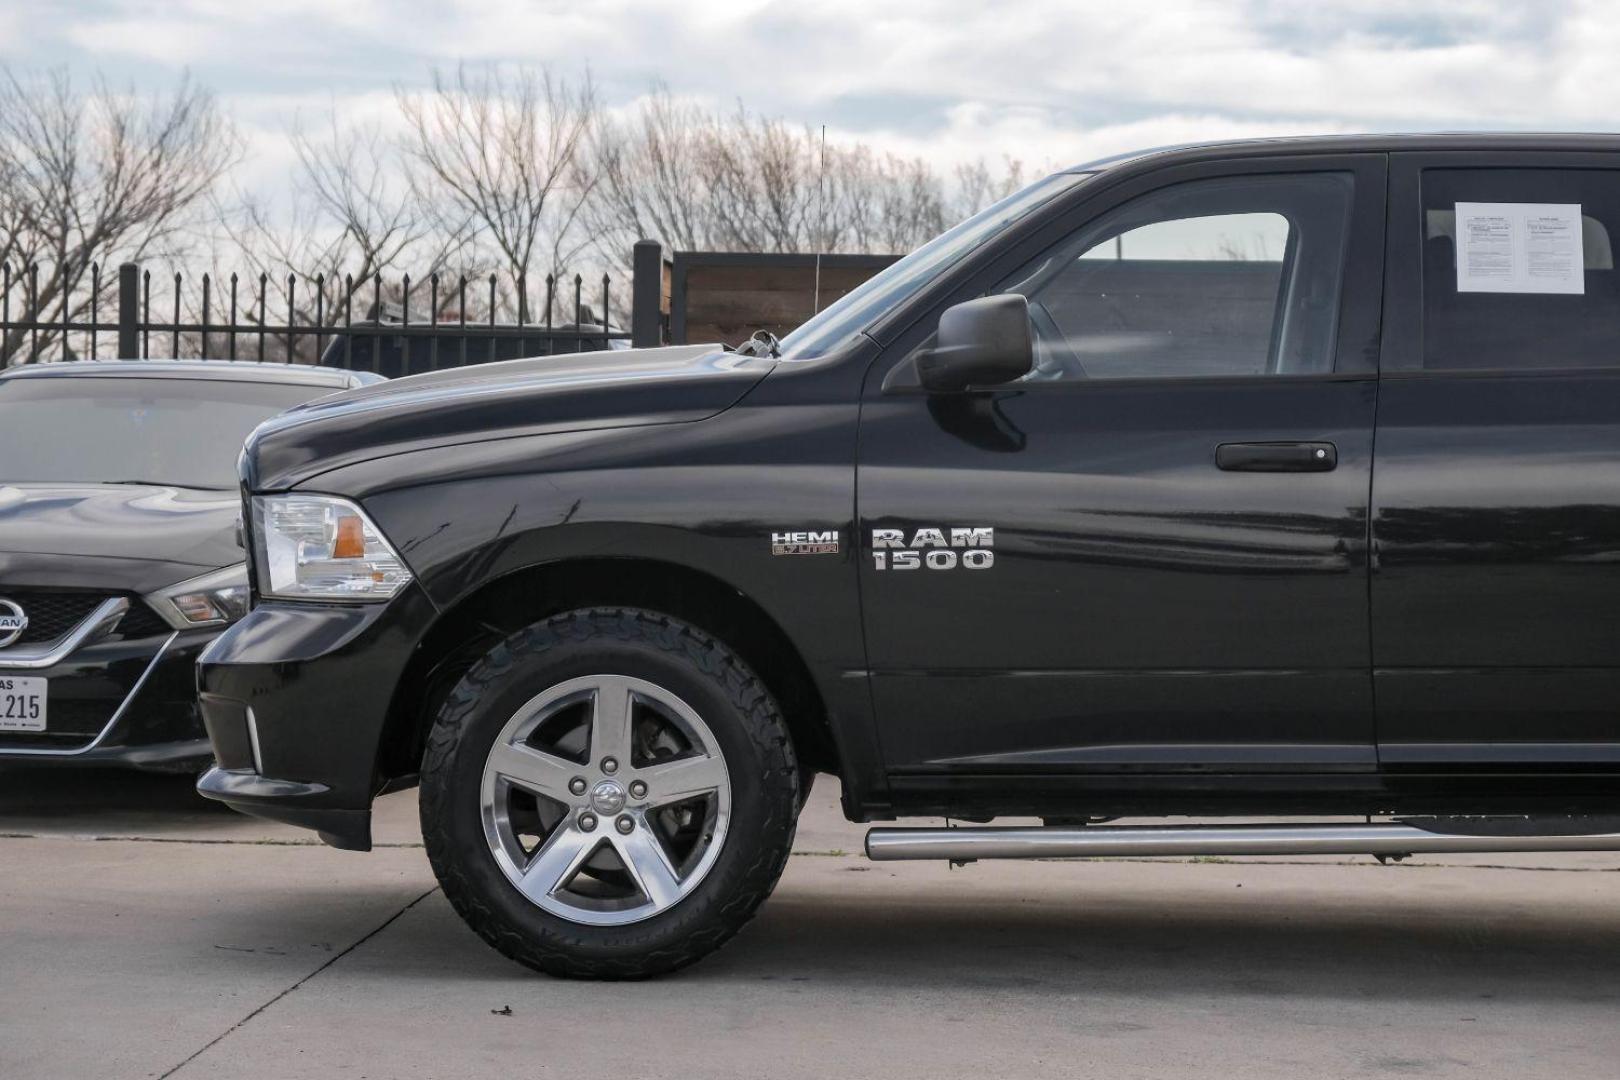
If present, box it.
[589,778,626,815]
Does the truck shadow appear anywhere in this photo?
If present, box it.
[691,884,1620,1005]
[0,763,238,834]
[318,864,1620,1007]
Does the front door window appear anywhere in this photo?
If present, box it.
[997,172,1355,381]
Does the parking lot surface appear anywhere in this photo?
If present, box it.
[2,766,1618,1079]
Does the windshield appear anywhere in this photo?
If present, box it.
[0,376,329,489]
[778,171,1089,360]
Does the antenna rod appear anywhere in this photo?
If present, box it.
[813,124,827,314]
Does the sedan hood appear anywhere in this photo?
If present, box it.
[0,483,241,572]
[245,344,774,490]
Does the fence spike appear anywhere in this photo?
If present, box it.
[286,273,297,364]
[90,262,100,359]
[29,262,39,362]
[343,273,355,369]
[257,272,267,362]
[61,262,72,362]
[458,275,468,367]
[314,273,325,363]
[429,273,439,369]
[201,273,211,360]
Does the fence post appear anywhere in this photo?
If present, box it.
[630,239,663,348]
[117,262,140,358]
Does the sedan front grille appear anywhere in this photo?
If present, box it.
[4,590,107,645]
[115,602,172,640]
[0,589,171,647]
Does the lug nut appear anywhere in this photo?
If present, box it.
[628,780,647,799]
[601,757,619,775]
[616,815,635,834]
[578,813,598,832]
[568,777,587,796]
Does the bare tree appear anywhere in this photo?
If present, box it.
[210,106,475,361]
[589,88,717,253]
[703,107,819,252]
[0,68,239,364]
[399,64,598,321]
[294,111,470,286]
[589,90,1010,265]
[952,156,1029,220]
[834,147,948,254]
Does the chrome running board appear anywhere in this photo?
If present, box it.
[864,819,1620,862]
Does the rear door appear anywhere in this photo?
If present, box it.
[1375,151,1620,766]
[858,154,1387,776]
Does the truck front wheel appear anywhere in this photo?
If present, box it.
[419,607,800,978]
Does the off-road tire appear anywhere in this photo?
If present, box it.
[420,607,800,979]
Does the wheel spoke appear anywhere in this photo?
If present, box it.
[481,672,733,927]
[638,752,728,807]
[613,824,683,909]
[518,824,598,902]
[589,676,635,765]
[488,741,577,802]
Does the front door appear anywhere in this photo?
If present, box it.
[1374,151,1620,767]
[857,156,1386,776]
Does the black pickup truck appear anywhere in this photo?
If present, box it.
[198,134,1620,978]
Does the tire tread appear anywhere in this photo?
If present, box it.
[419,607,798,979]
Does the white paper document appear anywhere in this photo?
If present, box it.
[1455,202,1585,294]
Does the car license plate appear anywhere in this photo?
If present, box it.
[0,676,46,732]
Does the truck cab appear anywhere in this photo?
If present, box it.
[197,134,1620,978]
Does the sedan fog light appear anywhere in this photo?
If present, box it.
[146,564,252,629]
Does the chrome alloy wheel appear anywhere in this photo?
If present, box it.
[479,674,732,926]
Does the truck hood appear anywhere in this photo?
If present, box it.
[0,483,241,575]
[245,344,775,490]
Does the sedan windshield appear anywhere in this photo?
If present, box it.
[777,171,1088,360]
[0,376,329,489]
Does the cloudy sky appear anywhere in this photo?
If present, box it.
[4,0,1618,192]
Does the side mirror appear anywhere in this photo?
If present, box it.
[914,294,1034,392]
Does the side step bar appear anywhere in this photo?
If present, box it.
[864,820,1620,862]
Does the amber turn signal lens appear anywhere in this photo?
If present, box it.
[332,514,367,559]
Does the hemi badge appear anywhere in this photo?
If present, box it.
[771,530,840,556]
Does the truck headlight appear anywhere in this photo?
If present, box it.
[147,563,252,629]
[251,494,412,602]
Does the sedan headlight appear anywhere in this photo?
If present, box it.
[252,494,412,602]
[146,563,252,629]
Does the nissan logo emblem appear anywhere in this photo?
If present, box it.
[0,598,26,649]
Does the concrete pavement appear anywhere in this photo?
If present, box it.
[1,765,1617,1079]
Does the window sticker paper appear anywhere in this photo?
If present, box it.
[1455,202,1585,294]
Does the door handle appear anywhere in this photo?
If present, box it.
[1215,441,1337,473]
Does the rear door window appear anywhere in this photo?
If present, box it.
[1419,168,1620,372]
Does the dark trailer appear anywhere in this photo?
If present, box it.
[317,286,628,379]
[319,314,628,378]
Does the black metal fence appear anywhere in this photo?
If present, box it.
[0,240,668,374]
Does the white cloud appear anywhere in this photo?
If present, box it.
[10,0,1620,206]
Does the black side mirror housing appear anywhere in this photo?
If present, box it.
[887,294,1034,393]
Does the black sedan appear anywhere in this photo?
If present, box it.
[0,360,383,771]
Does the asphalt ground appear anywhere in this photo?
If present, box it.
[2,764,1617,1079]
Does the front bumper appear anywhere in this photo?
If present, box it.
[193,582,439,850]
[0,628,219,771]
